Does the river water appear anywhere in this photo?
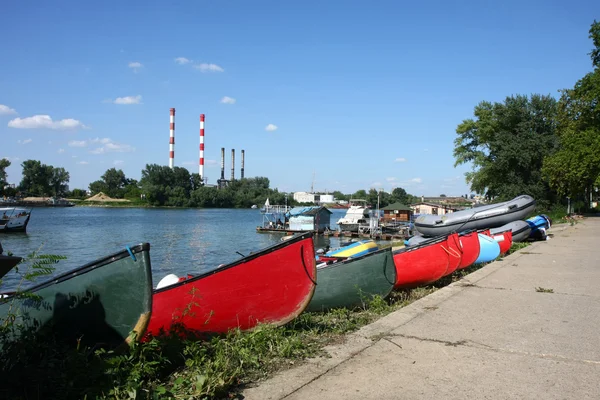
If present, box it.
[1,207,390,290]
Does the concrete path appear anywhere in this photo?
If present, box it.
[243,218,600,400]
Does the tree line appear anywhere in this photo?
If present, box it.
[454,20,600,210]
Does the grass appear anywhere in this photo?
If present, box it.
[0,240,534,400]
[535,287,554,293]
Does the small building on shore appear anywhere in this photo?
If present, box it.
[288,206,332,233]
[382,202,412,222]
[410,202,458,216]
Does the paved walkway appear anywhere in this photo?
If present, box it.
[243,218,600,400]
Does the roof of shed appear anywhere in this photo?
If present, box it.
[382,202,412,211]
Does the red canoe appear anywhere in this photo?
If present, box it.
[443,233,463,276]
[491,230,513,255]
[393,236,450,289]
[145,232,317,336]
[457,231,481,269]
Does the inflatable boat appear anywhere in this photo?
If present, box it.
[414,195,535,237]
[489,220,531,243]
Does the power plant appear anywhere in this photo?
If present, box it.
[169,109,245,188]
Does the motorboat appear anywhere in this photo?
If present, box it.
[0,207,32,233]
[336,200,370,232]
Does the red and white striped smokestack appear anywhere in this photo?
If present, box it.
[199,114,205,179]
[169,108,175,169]
[231,149,235,181]
[241,149,245,179]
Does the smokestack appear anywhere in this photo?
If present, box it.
[169,108,175,169]
[220,147,225,180]
[199,114,205,179]
[231,149,235,181]
[241,149,245,179]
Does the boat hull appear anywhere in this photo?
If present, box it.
[146,232,317,336]
[0,255,22,279]
[0,244,153,347]
[474,234,501,264]
[491,231,513,255]
[0,211,31,233]
[443,233,463,276]
[457,231,480,270]
[308,247,396,312]
[414,195,536,237]
[325,240,378,258]
[490,220,531,243]
[392,236,450,289]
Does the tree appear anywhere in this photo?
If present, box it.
[50,167,70,197]
[0,158,10,196]
[391,187,409,204]
[89,180,107,195]
[100,168,127,198]
[19,160,54,196]
[440,194,447,198]
[454,94,558,203]
[542,20,600,204]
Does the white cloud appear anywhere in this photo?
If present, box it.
[410,177,422,183]
[193,63,224,73]
[8,115,87,130]
[181,161,196,166]
[220,96,236,105]
[371,182,383,187]
[128,61,143,72]
[205,159,217,166]
[77,161,89,165]
[265,124,278,132]
[113,95,142,105]
[72,155,78,158]
[17,138,32,144]
[174,57,191,65]
[394,157,407,163]
[423,148,429,152]
[58,148,65,153]
[113,160,124,165]
[0,104,17,115]
[90,138,135,154]
[68,140,88,147]
[386,177,397,182]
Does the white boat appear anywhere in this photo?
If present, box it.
[336,200,370,232]
[0,207,32,233]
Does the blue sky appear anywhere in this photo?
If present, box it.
[0,1,597,197]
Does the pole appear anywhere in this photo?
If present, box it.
[199,114,205,179]
[169,108,175,168]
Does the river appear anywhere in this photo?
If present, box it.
[1,207,392,290]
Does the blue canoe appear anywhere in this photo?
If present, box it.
[474,234,500,264]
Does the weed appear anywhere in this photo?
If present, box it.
[535,287,554,293]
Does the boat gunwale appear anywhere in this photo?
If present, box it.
[316,247,392,271]
[153,231,314,294]
[0,243,150,298]
[393,233,448,254]
[414,198,535,231]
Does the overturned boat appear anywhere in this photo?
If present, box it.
[414,195,535,237]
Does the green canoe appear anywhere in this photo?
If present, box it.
[0,243,153,348]
[307,247,397,312]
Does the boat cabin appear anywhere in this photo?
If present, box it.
[288,206,332,233]
[381,202,412,222]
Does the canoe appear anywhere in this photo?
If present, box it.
[324,240,378,258]
[490,220,531,243]
[0,255,22,279]
[0,244,153,348]
[443,233,463,276]
[414,195,536,237]
[457,231,480,270]
[490,231,513,255]
[307,247,396,312]
[392,235,450,289]
[474,234,500,264]
[146,232,317,336]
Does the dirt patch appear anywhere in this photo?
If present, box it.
[85,192,130,203]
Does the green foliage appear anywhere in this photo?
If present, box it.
[454,94,559,203]
[19,160,70,197]
[68,188,87,199]
[0,158,10,196]
[542,21,600,201]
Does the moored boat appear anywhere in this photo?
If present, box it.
[392,235,450,289]
[490,220,531,243]
[336,200,370,232]
[474,234,500,264]
[457,231,481,270]
[414,195,536,237]
[145,232,317,336]
[307,247,396,312]
[0,207,31,233]
[0,243,153,348]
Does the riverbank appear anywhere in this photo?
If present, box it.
[243,218,594,400]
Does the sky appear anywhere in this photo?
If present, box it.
[0,1,598,197]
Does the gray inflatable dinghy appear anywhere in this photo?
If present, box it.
[489,220,531,243]
[414,195,535,237]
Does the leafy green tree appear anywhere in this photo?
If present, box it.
[69,188,87,199]
[542,20,600,203]
[454,94,558,202]
[19,160,54,197]
[352,190,367,200]
[332,191,348,202]
[391,187,409,204]
[0,158,10,196]
[50,167,70,197]
[88,180,107,195]
[100,168,127,198]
